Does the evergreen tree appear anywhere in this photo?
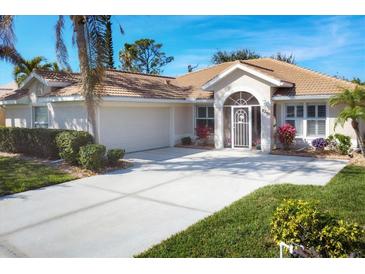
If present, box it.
[105,15,115,69]
[212,49,260,64]
[119,38,174,74]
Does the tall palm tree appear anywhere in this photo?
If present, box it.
[13,56,54,86]
[56,15,110,137]
[329,85,365,156]
[0,15,23,65]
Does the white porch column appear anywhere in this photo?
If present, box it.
[260,100,272,153]
[214,103,224,149]
[169,106,175,147]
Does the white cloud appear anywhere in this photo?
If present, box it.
[194,16,364,62]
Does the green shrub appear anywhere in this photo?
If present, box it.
[319,220,363,258]
[181,136,192,145]
[56,131,94,164]
[271,199,363,257]
[271,199,324,246]
[107,148,125,165]
[0,127,67,159]
[326,134,352,155]
[79,144,106,171]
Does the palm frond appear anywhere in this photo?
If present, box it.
[0,15,15,47]
[55,15,71,71]
[0,16,24,65]
[0,45,23,65]
[119,24,125,35]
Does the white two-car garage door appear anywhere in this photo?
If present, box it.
[98,105,170,152]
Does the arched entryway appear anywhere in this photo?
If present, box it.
[223,91,261,149]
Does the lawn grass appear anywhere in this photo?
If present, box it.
[0,156,76,196]
[137,164,365,257]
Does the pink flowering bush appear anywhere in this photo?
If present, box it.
[278,123,296,149]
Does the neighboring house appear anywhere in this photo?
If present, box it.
[0,58,363,153]
[0,82,17,126]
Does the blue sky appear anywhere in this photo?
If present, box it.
[1,15,364,84]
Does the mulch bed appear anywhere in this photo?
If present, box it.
[175,144,215,150]
[271,148,350,160]
[271,148,365,167]
[0,152,133,179]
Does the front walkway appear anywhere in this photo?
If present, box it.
[0,148,347,257]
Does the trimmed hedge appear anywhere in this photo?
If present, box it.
[79,144,106,171]
[0,127,68,159]
[56,131,94,164]
[107,148,125,165]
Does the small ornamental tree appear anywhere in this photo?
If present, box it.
[277,123,296,150]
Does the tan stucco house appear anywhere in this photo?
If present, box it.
[0,58,363,153]
[0,82,17,126]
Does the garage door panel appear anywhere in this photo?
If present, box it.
[99,106,170,152]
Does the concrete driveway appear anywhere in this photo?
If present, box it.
[0,148,347,257]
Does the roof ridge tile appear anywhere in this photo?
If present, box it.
[176,61,236,78]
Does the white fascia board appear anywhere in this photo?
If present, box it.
[0,97,30,105]
[0,100,17,105]
[37,95,84,103]
[102,96,213,104]
[20,72,48,88]
[202,63,293,90]
[272,94,332,101]
[34,95,213,104]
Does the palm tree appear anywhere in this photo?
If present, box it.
[1,15,110,137]
[13,56,54,86]
[329,85,365,156]
[0,15,23,65]
[56,15,110,137]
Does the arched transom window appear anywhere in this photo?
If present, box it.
[224,91,259,106]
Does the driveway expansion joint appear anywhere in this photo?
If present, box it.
[0,240,27,258]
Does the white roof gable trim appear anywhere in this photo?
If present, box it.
[20,71,71,89]
[202,63,294,90]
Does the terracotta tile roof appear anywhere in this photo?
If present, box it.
[0,81,17,90]
[48,69,213,100]
[0,82,18,99]
[173,58,357,96]
[1,59,356,102]
[0,89,29,100]
[33,69,79,84]
[242,58,357,95]
[172,61,236,92]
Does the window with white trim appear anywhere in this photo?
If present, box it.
[285,104,303,136]
[196,106,214,130]
[33,106,48,128]
[306,104,326,137]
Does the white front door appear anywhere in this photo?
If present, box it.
[231,106,251,148]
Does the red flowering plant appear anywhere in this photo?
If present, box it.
[195,125,211,145]
[277,123,296,150]
[196,125,210,139]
